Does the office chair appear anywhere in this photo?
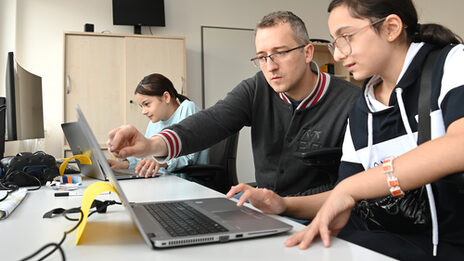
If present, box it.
[172,132,239,194]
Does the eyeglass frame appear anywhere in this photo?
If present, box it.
[328,17,386,57]
[250,45,306,68]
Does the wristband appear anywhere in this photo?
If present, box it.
[382,156,404,198]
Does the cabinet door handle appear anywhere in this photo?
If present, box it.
[66,75,71,94]
[129,100,134,104]
[181,76,185,95]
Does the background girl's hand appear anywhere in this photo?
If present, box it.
[107,159,129,170]
[135,158,167,178]
[285,190,355,249]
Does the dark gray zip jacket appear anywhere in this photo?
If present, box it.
[163,69,360,196]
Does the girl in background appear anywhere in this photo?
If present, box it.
[108,73,208,177]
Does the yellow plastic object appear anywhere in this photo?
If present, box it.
[75,181,118,245]
[59,153,92,176]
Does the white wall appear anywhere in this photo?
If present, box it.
[3,0,334,160]
[1,0,463,181]
[0,0,16,90]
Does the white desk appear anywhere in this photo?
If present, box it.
[0,175,395,260]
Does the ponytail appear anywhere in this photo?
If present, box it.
[135,73,190,103]
[176,93,190,103]
[412,23,463,47]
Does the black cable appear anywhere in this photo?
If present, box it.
[21,162,44,191]
[63,208,81,221]
[0,189,13,201]
[20,209,83,261]
[0,178,17,190]
[0,174,41,202]
[36,208,84,261]
[0,169,42,201]
[22,173,42,191]
[0,180,18,202]
[26,176,42,190]
[21,200,121,260]
[31,237,66,261]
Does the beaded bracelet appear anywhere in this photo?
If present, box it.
[382,156,405,198]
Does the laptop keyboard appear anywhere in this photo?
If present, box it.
[144,202,229,237]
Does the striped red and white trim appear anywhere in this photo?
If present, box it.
[155,129,182,160]
[278,65,331,110]
[278,92,290,103]
[298,72,329,110]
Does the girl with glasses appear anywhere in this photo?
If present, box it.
[228,0,464,260]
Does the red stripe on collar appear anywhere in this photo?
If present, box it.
[297,71,327,110]
[279,92,290,103]
[309,72,327,107]
[277,65,330,110]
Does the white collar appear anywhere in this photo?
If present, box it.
[364,42,425,112]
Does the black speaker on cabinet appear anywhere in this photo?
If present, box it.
[84,23,94,32]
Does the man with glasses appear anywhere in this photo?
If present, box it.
[108,11,360,198]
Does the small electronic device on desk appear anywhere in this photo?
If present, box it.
[56,159,80,174]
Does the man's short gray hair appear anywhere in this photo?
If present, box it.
[256,11,310,45]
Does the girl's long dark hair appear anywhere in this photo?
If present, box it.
[328,0,462,47]
[135,73,189,102]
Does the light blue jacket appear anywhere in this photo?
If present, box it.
[127,100,208,171]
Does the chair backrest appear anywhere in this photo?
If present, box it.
[208,132,240,188]
[173,132,240,193]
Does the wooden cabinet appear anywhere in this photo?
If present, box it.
[312,42,363,86]
[63,32,186,156]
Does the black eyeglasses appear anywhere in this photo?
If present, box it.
[250,45,306,68]
[328,18,386,57]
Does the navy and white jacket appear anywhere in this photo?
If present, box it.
[339,43,464,254]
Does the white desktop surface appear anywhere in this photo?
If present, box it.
[0,175,395,260]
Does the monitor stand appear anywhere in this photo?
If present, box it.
[0,97,6,159]
[134,24,142,35]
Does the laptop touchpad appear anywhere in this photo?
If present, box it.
[214,210,267,229]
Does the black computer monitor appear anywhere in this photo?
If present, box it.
[5,52,44,141]
[112,0,165,34]
[0,97,6,159]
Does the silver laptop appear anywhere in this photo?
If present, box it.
[74,105,292,248]
[61,121,160,180]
